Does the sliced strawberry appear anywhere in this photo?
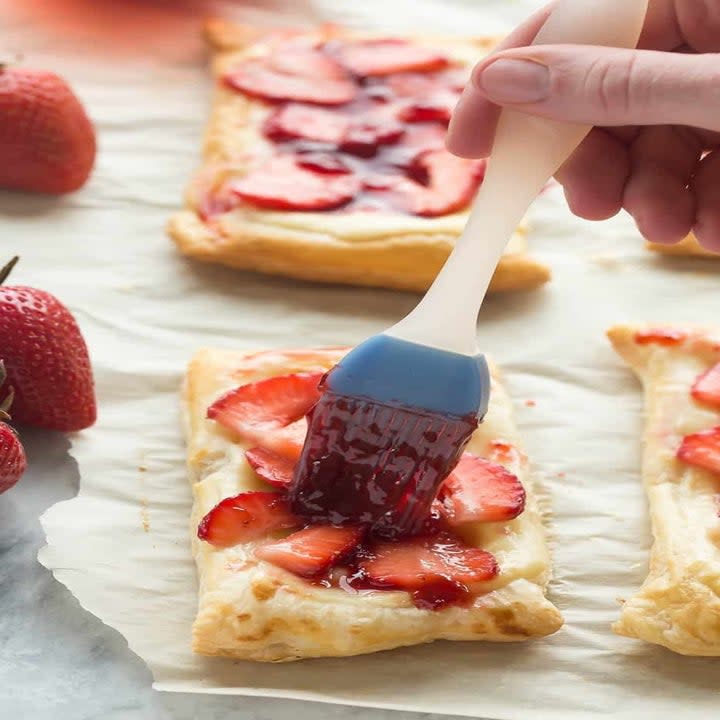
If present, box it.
[340,120,405,158]
[402,123,447,151]
[339,128,384,159]
[267,419,309,460]
[364,83,395,103]
[208,371,323,437]
[677,427,720,475]
[398,98,454,125]
[224,59,356,106]
[362,121,405,145]
[337,40,449,77]
[231,155,359,211]
[634,328,687,347]
[197,176,242,221]
[197,491,298,548]
[268,47,350,81]
[377,125,447,177]
[198,186,240,221]
[377,149,484,217]
[189,164,242,221]
[245,446,295,488]
[256,525,364,577]
[262,104,349,144]
[362,174,397,191]
[691,362,720,409]
[361,535,498,590]
[386,72,447,98]
[438,453,526,525]
[296,152,352,175]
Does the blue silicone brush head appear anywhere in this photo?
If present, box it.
[288,334,490,537]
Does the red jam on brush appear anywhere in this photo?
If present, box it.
[288,391,478,538]
[200,371,528,610]
[203,37,484,219]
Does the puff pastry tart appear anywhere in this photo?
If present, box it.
[168,20,550,294]
[648,234,720,259]
[183,347,562,662]
[608,325,720,656]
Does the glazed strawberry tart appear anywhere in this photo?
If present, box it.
[609,325,720,656]
[168,21,550,293]
[183,346,562,661]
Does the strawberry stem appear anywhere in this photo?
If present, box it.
[0,361,13,420]
[0,386,14,419]
[0,256,19,284]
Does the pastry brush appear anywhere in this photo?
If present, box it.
[289,0,649,537]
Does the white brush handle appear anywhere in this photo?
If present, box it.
[388,0,649,355]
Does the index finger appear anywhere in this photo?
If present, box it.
[446,2,555,158]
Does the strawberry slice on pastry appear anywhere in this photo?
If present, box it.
[224,51,356,106]
[263,104,350,144]
[268,46,350,81]
[398,97,455,125]
[231,155,360,211]
[677,427,720,475]
[245,446,295,488]
[208,371,323,457]
[359,534,498,610]
[691,362,720,410]
[198,491,298,548]
[438,453,526,525]
[336,39,449,77]
[256,525,364,577]
[634,328,687,347]
[374,149,484,217]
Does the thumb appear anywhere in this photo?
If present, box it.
[472,45,720,132]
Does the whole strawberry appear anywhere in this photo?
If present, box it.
[0,257,96,432]
[0,66,96,194]
[0,361,26,494]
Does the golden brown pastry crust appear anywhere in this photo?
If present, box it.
[608,324,720,656]
[168,21,550,294]
[648,233,720,259]
[183,347,562,662]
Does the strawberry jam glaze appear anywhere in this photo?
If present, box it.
[206,38,484,218]
[288,390,477,538]
[202,371,526,611]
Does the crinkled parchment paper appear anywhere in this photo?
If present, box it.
[5,0,716,717]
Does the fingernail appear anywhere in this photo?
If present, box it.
[477,58,549,104]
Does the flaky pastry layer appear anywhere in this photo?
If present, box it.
[648,234,720,259]
[609,325,720,656]
[183,347,562,662]
[168,21,550,294]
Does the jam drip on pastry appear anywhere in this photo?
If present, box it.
[206,38,484,217]
[200,371,529,610]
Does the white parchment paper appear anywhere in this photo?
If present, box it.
[2,0,716,717]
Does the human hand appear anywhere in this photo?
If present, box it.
[446,1,720,251]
